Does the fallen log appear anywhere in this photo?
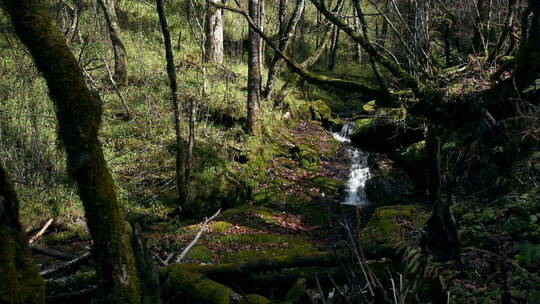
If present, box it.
[30,245,77,261]
[29,218,54,244]
[40,252,92,279]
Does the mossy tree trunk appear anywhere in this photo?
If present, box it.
[0,165,45,304]
[247,0,262,135]
[98,0,128,86]
[1,1,144,303]
[204,0,224,64]
[157,0,187,210]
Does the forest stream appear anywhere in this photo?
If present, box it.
[1,0,539,303]
[333,123,371,206]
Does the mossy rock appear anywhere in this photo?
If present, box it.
[309,100,342,128]
[161,265,232,304]
[184,170,249,218]
[309,87,347,113]
[361,205,429,248]
[350,117,424,153]
[239,294,271,304]
[218,234,316,264]
[184,246,214,263]
[289,144,319,168]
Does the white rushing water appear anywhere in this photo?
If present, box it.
[333,124,371,206]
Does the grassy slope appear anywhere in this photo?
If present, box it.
[0,0,353,268]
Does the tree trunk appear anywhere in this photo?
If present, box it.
[186,96,196,181]
[204,0,224,64]
[263,0,304,99]
[0,165,45,304]
[157,0,187,209]
[98,0,128,86]
[247,0,262,135]
[308,0,419,93]
[62,0,81,44]
[328,26,340,71]
[1,1,144,303]
[473,0,490,55]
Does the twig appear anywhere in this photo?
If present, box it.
[40,251,92,279]
[29,218,53,244]
[175,209,221,263]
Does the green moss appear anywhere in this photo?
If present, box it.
[210,221,233,233]
[162,265,232,304]
[218,234,316,264]
[0,227,45,304]
[289,144,319,168]
[362,100,376,114]
[43,229,90,245]
[240,294,271,304]
[309,100,342,128]
[310,88,347,113]
[361,205,429,247]
[355,118,373,130]
[184,246,214,263]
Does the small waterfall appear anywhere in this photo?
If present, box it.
[333,124,371,206]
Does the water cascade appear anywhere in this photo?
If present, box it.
[333,124,371,206]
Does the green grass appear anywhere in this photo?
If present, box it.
[0,0,329,227]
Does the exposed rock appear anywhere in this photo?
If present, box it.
[350,117,424,153]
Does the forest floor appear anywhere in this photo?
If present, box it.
[30,119,352,271]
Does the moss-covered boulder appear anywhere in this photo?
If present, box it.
[350,118,424,153]
[290,144,320,168]
[285,94,342,129]
[218,234,316,264]
[308,100,342,128]
[361,205,429,248]
[183,245,214,263]
[161,265,233,304]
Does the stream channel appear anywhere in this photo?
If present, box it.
[332,123,371,206]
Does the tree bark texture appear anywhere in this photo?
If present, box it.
[204,0,224,64]
[98,0,128,85]
[0,165,45,304]
[157,0,187,208]
[1,1,142,303]
[247,0,262,135]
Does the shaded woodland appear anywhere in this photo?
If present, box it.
[0,0,539,303]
